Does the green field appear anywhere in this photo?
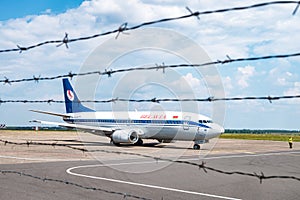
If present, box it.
[220,133,300,142]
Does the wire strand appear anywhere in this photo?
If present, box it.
[1,51,300,84]
[0,1,299,53]
[0,139,299,183]
[0,94,300,104]
[0,169,151,200]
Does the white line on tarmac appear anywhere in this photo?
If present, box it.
[66,165,241,200]
[65,150,299,200]
[66,150,300,169]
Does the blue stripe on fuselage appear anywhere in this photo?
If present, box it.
[63,118,211,128]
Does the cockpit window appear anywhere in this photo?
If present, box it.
[199,120,213,123]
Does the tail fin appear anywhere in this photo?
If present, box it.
[62,78,95,113]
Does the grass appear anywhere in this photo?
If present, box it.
[220,133,300,142]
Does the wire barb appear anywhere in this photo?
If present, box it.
[56,33,69,48]
[115,23,129,39]
[207,96,214,102]
[3,77,11,85]
[104,69,113,77]
[225,55,233,63]
[267,96,272,103]
[47,99,54,104]
[254,172,265,184]
[199,161,207,173]
[68,71,75,79]
[151,98,159,103]
[292,1,300,15]
[157,63,166,73]
[33,75,41,83]
[17,45,28,53]
[186,6,200,20]
[111,97,119,103]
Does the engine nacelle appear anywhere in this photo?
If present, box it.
[111,129,139,144]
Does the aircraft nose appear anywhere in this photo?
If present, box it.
[218,126,225,134]
[214,123,225,134]
[205,123,225,139]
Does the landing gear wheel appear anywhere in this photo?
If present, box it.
[110,140,120,146]
[135,139,144,146]
[193,144,200,150]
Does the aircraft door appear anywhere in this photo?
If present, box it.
[183,116,191,131]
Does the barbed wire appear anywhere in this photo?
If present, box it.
[0,1,299,54]
[0,94,300,105]
[0,169,151,200]
[1,2,299,196]
[1,51,300,84]
[0,139,299,183]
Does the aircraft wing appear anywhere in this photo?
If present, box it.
[31,120,114,135]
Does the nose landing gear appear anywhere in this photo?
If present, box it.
[193,143,200,150]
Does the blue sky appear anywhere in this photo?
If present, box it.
[0,0,300,129]
[0,0,83,20]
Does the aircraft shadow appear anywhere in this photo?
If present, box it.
[23,139,199,150]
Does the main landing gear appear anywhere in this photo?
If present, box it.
[110,140,121,146]
[110,138,144,146]
[134,138,144,146]
[193,144,200,150]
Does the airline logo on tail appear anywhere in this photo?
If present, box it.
[67,90,74,101]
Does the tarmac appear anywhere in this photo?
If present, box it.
[0,130,299,200]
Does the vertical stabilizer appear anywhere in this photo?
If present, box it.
[62,78,95,113]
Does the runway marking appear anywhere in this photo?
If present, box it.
[67,165,241,200]
[66,150,300,200]
[64,150,300,172]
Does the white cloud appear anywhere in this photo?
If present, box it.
[169,72,208,97]
[268,62,298,87]
[222,76,233,95]
[284,82,300,95]
[182,73,201,89]
[277,78,287,86]
[236,65,255,88]
[283,82,300,104]
[275,72,294,86]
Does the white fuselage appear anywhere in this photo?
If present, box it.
[63,111,224,142]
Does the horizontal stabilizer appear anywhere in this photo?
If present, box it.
[30,110,71,118]
[31,120,114,133]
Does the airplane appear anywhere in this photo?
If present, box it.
[31,78,224,150]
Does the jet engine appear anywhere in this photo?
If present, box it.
[111,129,139,144]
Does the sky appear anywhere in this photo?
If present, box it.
[0,0,300,129]
[0,0,83,20]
